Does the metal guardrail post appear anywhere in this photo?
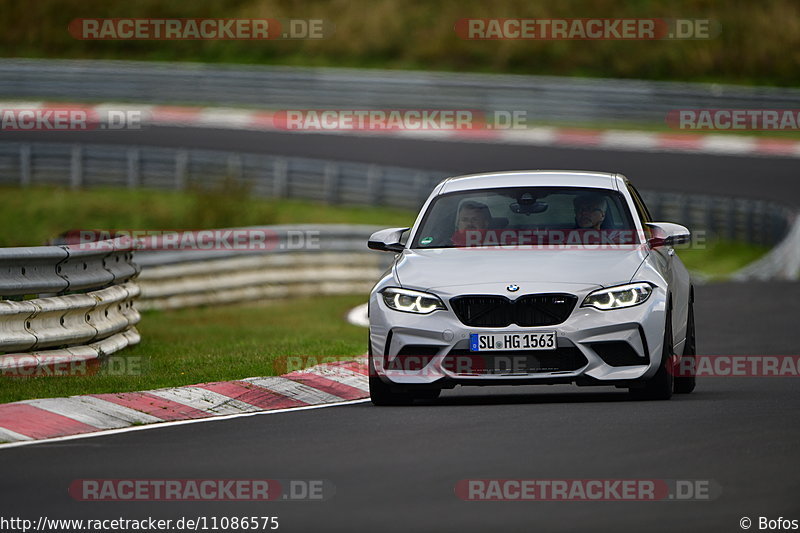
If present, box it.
[70,145,82,189]
[745,200,756,244]
[175,150,188,190]
[127,148,140,189]
[414,172,428,206]
[324,162,339,204]
[725,199,737,241]
[367,165,382,205]
[704,198,716,238]
[227,153,243,182]
[273,157,288,198]
[679,195,690,230]
[19,144,31,187]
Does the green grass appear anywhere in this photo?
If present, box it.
[0,294,369,404]
[678,239,770,280]
[2,184,771,276]
[1,185,416,247]
[0,185,772,403]
[2,0,800,86]
[0,240,769,404]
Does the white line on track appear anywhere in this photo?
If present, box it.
[0,427,34,442]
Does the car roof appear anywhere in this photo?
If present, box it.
[438,170,621,194]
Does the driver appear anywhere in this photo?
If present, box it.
[573,194,607,230]
[449,200,492,247]
[456,200,492,231]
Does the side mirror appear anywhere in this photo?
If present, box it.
[367,227,409,253]
[647,223,691,248]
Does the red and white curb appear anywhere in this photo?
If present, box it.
[3,101,800,158]
[0,358,369,446]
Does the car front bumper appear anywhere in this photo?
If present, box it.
[368,283,669,388]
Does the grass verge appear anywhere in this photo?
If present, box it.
[1,185,416,247]
[0,294,368,404]
[678,240,770,280]
[0,186,772,403]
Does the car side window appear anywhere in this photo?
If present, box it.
[627,184,652,222]
[626,183,653,240]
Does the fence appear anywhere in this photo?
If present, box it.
[0,142,443,212]
[1,140,798,371]
[0,141,792,247]
[2,59,800,125]
[0,239,140,372]
[2,217,797,372]
[133,225,390,310]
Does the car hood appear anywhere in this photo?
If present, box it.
[394,247,649,291]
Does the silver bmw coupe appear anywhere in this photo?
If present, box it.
[367,171,696,404]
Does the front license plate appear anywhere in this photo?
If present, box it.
[470,332,556,352]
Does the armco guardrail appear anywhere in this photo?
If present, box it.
[0,242,139,297]
[0,141,793,248]
[732,214,800,281]
[0,239,141,373]
[0,142,443,212]
[133,225,390,310]
[134,218,799,312]
[639,191,794,248]
[2,59,800,124]
[136,252,384,310]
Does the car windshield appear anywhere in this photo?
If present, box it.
[411,186,640,249]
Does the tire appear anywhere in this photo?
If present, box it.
[674,296,697,394]
[630,304,674,401]
[411,388,441,401]
[368,350,413,406]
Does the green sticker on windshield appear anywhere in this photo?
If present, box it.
[420,236,434,245]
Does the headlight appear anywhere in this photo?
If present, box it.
[381,287,446,314]
[581,282,653,310]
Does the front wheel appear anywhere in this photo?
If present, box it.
[368,354,413,406]
[674,297,697,394]
[629,305,675,401]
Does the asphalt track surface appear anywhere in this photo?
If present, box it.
[4,126,800,206]
[2,129,799,532]
[1,282,799,532]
